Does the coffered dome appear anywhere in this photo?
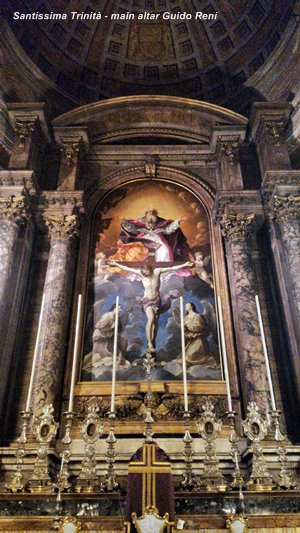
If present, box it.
[2,0,295,115]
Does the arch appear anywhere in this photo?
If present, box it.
[53,95,247,145]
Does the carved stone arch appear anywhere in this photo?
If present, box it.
[85,166,215,217]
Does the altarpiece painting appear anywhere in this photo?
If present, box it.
[80,182,222,383]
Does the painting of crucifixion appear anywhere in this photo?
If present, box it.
[80,182,222,382]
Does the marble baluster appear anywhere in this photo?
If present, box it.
[220,213,269,409]
[32,214,79,414]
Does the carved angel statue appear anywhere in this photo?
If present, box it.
[173,301,219,368]
[192,251,214,289]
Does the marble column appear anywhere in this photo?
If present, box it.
[270,194,300,319]
[32,214,79,414]
[0,195,30,331]
[220,213,269,409]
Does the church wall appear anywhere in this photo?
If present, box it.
[0,98,299,531]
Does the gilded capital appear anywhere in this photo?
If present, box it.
[270,194,300,224]
[0,195,31,225]
[220,213,256,241]
[45,214,80,239]
[14,118,37,148]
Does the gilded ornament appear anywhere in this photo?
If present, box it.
[196,400,227,491]
[27,404,59,493]
[0,195,30,225]
[242,401,274,491]
[271,194,300,223]
[220,213,256,241]
[75,404,103,493]
[14,118,36,147]
[45,214,79,239]
[219,139,240,165]
[262,115,286,146]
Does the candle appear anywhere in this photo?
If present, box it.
[217,296,233,412]
[180,297,188,412]
[25,293,46,412]
[255,295,276,411]
[110,296,119,413]
[68,294,82,412]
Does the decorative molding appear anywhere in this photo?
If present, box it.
[40,191,84,210]
[214,191,263,222]
[219,138,241,165]
[14,117,37,148]
[45,214,80,239]
[60,141,81,166]
[0,194,31,224]
[0,170,37,196]
[220,213,256,241]
[144,155,157,179]
[73,393,226,421]
[262,171,300,195]
[269,194,300,223]
[257,114,288,145]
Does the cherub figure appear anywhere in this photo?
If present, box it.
[95,251,111,282]
[193,252,214,289]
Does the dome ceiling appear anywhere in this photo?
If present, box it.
[3,0,294,115]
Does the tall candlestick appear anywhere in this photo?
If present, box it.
[68,294,82,413]
[180,297,188,412]
[25,293,46,412]
[255,295,276,411]
[110,296,119,413]
[217,296,232,412]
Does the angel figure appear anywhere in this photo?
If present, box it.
[82,303,130,370]
[95,251,112,282]
[173,302,219,368]
[193,252,214,289]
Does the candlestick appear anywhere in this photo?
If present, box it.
[110,296,119,413]
[68,294,82,413]
[180,297,188,412]
[25,293,46,412]
[217,296,232,412]
[255,295,276,411]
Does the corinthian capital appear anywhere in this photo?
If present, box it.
[270,195,300,224]
[45,214,79,239]
[0,195,31,225]
[220,213,256,241]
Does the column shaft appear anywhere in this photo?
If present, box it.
[33,215,78,414]
[221,214,269,409]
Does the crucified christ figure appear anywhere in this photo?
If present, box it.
[107,260,194,353]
